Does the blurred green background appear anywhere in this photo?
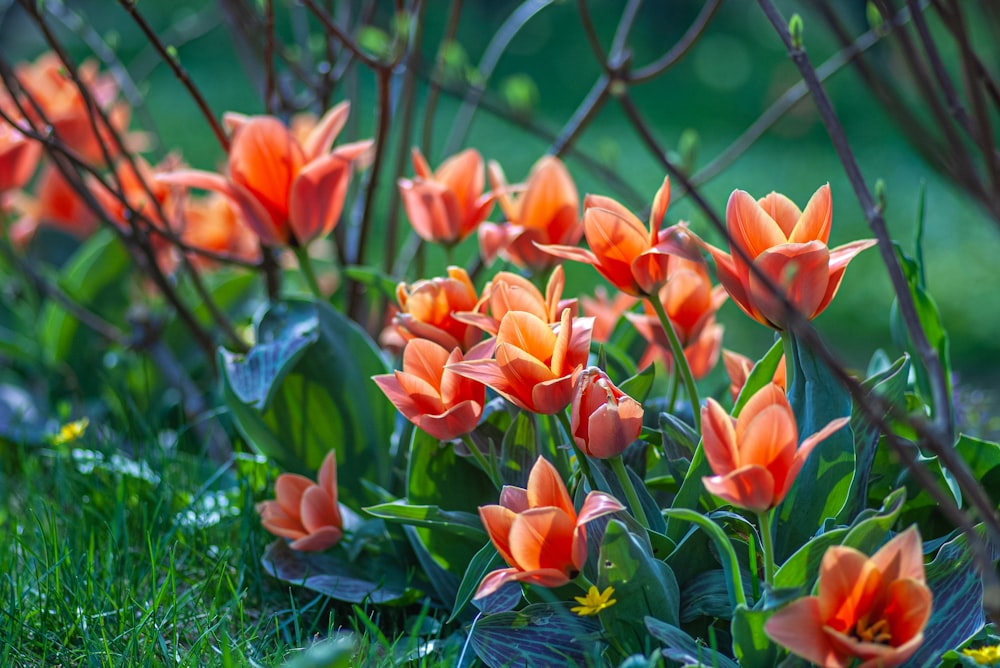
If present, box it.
[2,0,997,391]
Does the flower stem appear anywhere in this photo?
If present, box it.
[647,294,701,430]
[609,455,650,530]
[757,509,777,588]
[462,434,500,489]
[294,246,324,300]
[556,410,597,491]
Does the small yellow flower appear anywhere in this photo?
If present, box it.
[964,644,1000,665]
[51,417,90,446]
[571,585,617,616]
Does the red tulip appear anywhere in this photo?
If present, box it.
[447,308,592,414]
[476,456,623,598]
[570,367,644,459]
[399,147,493,246]
[701,383,849,513]
[373,338,486,441]
[766,526,932,668]
[702,184,876,329]
[256,450,344,551]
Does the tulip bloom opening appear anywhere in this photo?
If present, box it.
[701,383,849,513]
[701,184,876,329]
[256,450,344,552]
[570,367,644,459]
[393,266,482,352]
[765,526,932,668]
[476,456,623,598]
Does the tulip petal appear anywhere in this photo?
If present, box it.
[529,374,577,415]
[817,546,880,628]
[299,485,341,533]
[870,525,926,583]
[813,238,878,316]
[500,485,529,513]
[155,169,233,196]
[726,189,787,263]
[649,176,671,238]
[402,338,451,385]
[779,416,850,501]
[416,399,482,441]
[303,101,349,161]
[508,507,577,573]
[789,183,832,244]
[290,526,344,552]
[474,567,522,599]
[536,242,600,266]
[519,156,578,232]
[748,242,831,327]
[317,450,338,499]
[766,597,847,668]
[496,311,558,362]
[739,403,797,477]
[576,491,625,525]
[525,456,575,517]
[289,154,351,244]
[274,474,313,518]
[756,191,802,238]
[702,465,775,512]
[480,504,520,567]
[701,398,740,475]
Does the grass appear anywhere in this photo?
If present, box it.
[0,427,463,667]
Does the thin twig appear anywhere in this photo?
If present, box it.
[630,0,722,83]
[300,0,383,70]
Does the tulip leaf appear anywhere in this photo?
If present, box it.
[362,501,487,540]
[955,434,1000,494]
[662,508,746,615]
[499,410,537,488]
[644,617,739,668]
[261,539,419,605]
[732,338,784,417]
[449,542,510,623]
[775,334,854,561]
[839,353,910,522]
[680,569,755,623]
[403,525,460,606]
[906,528,997,667]
[597,520,680,654]
[220,299,393,506]
[591,458,667,534]
[38,230,131,395]
[619,363,655,404]
[469,602,602,668]
[731,604,779,667]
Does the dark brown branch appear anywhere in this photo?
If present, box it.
[630,0,723,83]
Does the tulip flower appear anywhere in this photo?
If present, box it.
[701,184,876,329]
[722,349,787,403]
[765,526,932,668]
[580,286,638,343]
[398,147,494,246]
[626,256,727,379]
[373,338,486,441]
[475,456,623,598]
[448,308,593,415]
[540,176,701,296]
[701,383,849,513]
[0,121,40,193]
[178,191,261,268]
[394,266,482,352]
[456,265,576,336]
[256,450,344,552]
[158,102,371,246]
[478,155,582,272]
[570,367,644,459]
[7,164,97,245]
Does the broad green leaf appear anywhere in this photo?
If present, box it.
[220,299,393,505]
[592,458,667,534]
[261,539,418,605]
[907,529,996,667]
[280,635,357,668]
[449,542,505,622]
[775,334,854,561]
[619,363,655,404]
[955,435,1000,496]
[469,602,602,668]
[731,604,779,666]
[732,338,784,416]
[499,410,536,488]
[598,520,680,654]
[403,525,460,606]
[662,508,746,614]
[644,617,739,668]
[363,501,486,540]
[680,569,754,623]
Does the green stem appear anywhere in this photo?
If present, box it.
[556,410,596,491]
[609,455,650,530]
[462,434,500,490]
[294,246,324,300]
[574,571,595,592]
[758,509,777,588]
[647,295,701,430]
[662,508,747,609]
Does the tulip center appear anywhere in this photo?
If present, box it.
[852,613,892,645]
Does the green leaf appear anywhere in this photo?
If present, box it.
[731,604,779,666]
[620,364,655,404]
[499,410,536,488]
[449,541,504,623]
[363,501,486,540]
[775,334,854,561]
[955,435,1000,495]
[732,339,784,416]
[469,603,602,668]
[341,265,399,301]
[279,635,357,668]
[261,539,418,605]
[644,617,739,668]
[220,299,393,505]
[598,520,680,654]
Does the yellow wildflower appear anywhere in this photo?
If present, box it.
[571,585,616,616]
[964,644,1000,665]
[51,417,90,446]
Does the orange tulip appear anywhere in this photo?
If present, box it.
[456,265,576,336]
[447,308,593,415]
[570,367,644,459]
[701,383,849,513]
[394,266,482,352]
[476,456,623,598]
[580,286,639,343]
[478,155,582,272]
[0,121,40,193]
[702,184,876,329]
[256,450,344,552]
[158,102,371,246]
[722,349,787,403]
[540,176,701,296]
[178,192,261,268]
[625,257,727,379]
[399,147,494,246]
[372,338,486,441]
[765,526,932,668]
[7,164,97,245]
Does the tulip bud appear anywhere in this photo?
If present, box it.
[570,367,644,459]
